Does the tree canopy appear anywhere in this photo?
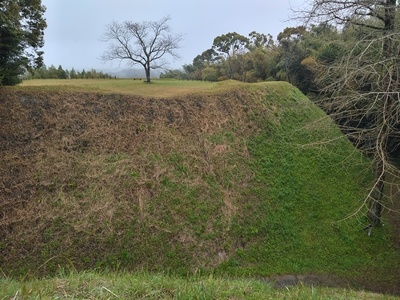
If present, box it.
[294,0,400,229]
[0,0,47,85]
[101,16,183,83]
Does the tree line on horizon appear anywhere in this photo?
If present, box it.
[22,65,115,80]
[159,26,337,95]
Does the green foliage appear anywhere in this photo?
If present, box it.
[248,31,274,49]
[212,32,249,58]
[174,31,279,82]
[160,68,188,80]
[169,23,344,95]
[201,66,218,81]
[0,0,47,85]
[23,65,114,80]
[317,42,345,63]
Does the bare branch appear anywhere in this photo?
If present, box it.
[100,16,183,82]
[296,0,400,228]
[292,0,390,30]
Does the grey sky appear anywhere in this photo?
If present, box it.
[41,0,304,72]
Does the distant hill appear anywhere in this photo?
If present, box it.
[104,68,161,78]
[1,81,399,294]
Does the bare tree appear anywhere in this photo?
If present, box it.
[296,0,400,232]
[101,16,183,82]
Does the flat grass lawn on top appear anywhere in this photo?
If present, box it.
[20,78,222,97]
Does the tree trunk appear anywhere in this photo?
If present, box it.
[145,66,151,83]
[365,0,395,229]
[383,0,396,57]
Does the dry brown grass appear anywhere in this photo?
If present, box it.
[19,78,228,98]
[0,85,270,275]
[2,83,400,296]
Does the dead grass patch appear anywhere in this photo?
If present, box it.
[0,86,269,275]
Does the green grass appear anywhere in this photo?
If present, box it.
[1,271,398,299]
[19,78,226,97]
[217,89,399,281]
[1,79,399,295]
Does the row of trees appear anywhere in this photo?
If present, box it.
[23,65,115,80]
[159,26,336,92]
[161,31,276,82]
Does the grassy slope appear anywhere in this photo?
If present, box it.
[1,79,399,294]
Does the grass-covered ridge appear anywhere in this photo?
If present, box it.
[20,78,226,97]
[1,80,399,294]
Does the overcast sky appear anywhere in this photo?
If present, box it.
[41,0,304,72]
